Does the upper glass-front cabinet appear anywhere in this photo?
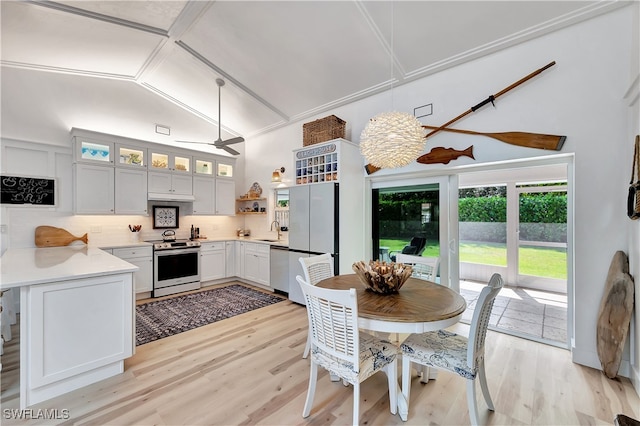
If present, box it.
[149,150,191,173]
[217,162,233,178]
[75,138,114,164]
[116,144,146,168]
[195,159,214,176]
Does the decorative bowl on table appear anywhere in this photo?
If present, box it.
[352,260,413,294]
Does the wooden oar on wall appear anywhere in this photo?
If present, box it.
[364,61,558,174]
[421,125,566,150]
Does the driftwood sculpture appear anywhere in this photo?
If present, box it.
[596,251,635,379]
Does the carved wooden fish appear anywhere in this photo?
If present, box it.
[417,146,475,165]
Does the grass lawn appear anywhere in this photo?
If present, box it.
[379,239,567,279]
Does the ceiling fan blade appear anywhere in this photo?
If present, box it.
[220,145,240,155]
[215,136,245,146]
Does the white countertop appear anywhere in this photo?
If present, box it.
[97,237,288,249]
[0,246,139,289]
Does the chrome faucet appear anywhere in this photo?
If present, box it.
[270,220,282,240]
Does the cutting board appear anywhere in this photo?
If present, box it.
[596,251,634,379]
[35,226,88,248]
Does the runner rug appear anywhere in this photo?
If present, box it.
[136,284,285,346]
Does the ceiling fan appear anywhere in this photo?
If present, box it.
[176,78,244,156]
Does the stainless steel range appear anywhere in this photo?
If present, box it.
[150,238,201,297]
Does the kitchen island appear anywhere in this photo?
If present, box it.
[0,246,138,409]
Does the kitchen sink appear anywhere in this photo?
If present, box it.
[256,239,280,242]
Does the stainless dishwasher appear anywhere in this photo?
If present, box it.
[270,245,290,294]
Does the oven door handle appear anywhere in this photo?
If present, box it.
[154,247,201,256]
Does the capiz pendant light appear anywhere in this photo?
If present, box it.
[360,112,425,169]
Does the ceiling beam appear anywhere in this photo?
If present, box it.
[26,0,169,37]
[175,40,290,122]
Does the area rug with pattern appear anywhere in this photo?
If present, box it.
[136,284,285,346]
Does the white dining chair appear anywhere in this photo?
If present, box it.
[298,254,334,358]
[296,275,398,425]
[400,273,504,426]
[395,254,440,283]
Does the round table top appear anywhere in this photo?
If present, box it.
[316,274,467,324]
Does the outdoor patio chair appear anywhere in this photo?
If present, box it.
[400,273,504,425]
[296,275,398,425]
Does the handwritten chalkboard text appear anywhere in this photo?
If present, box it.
[1,176,55,205]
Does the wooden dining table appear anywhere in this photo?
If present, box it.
[316,274,467,333]
[316,274,467,421]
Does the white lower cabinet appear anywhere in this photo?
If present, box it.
[22,272,133,408]
[112,246,153,293]
[242,242,270,286]
[200,242,226,282]
[225,241,236,277]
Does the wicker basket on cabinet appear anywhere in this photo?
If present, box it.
[303,115,346,146]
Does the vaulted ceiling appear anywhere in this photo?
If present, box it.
[0,1,625,155]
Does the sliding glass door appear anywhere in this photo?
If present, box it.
[370,176,456,289]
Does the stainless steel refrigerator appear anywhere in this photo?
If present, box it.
[287,182,339,305]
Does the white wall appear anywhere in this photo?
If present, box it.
[243,5,639,388]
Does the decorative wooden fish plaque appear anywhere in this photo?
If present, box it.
[417,146,475,165]
[35,226,88,248]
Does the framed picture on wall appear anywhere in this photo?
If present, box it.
[153,206,179,229]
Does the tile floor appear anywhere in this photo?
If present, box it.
[459,280,568,346]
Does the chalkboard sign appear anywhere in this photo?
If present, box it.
[1,175,55,205]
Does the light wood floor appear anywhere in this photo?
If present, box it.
[1,283,638,425]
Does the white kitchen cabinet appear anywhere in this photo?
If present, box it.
[73,163,114,214]
[217,161,234,178]
[20,271,133,408]
[148,171,193,196]
[148,150,191,174]
[242,242,270,286]
[116,143,147,169]
[215,179,236,215]
[225,241,236,277]
[193,178,235,215]
[194,155,215,177]
[200,241,226,282]
[235,241,243,278]
[112,246,153,293]
[192,176,215,215]
[115,168,148,215]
